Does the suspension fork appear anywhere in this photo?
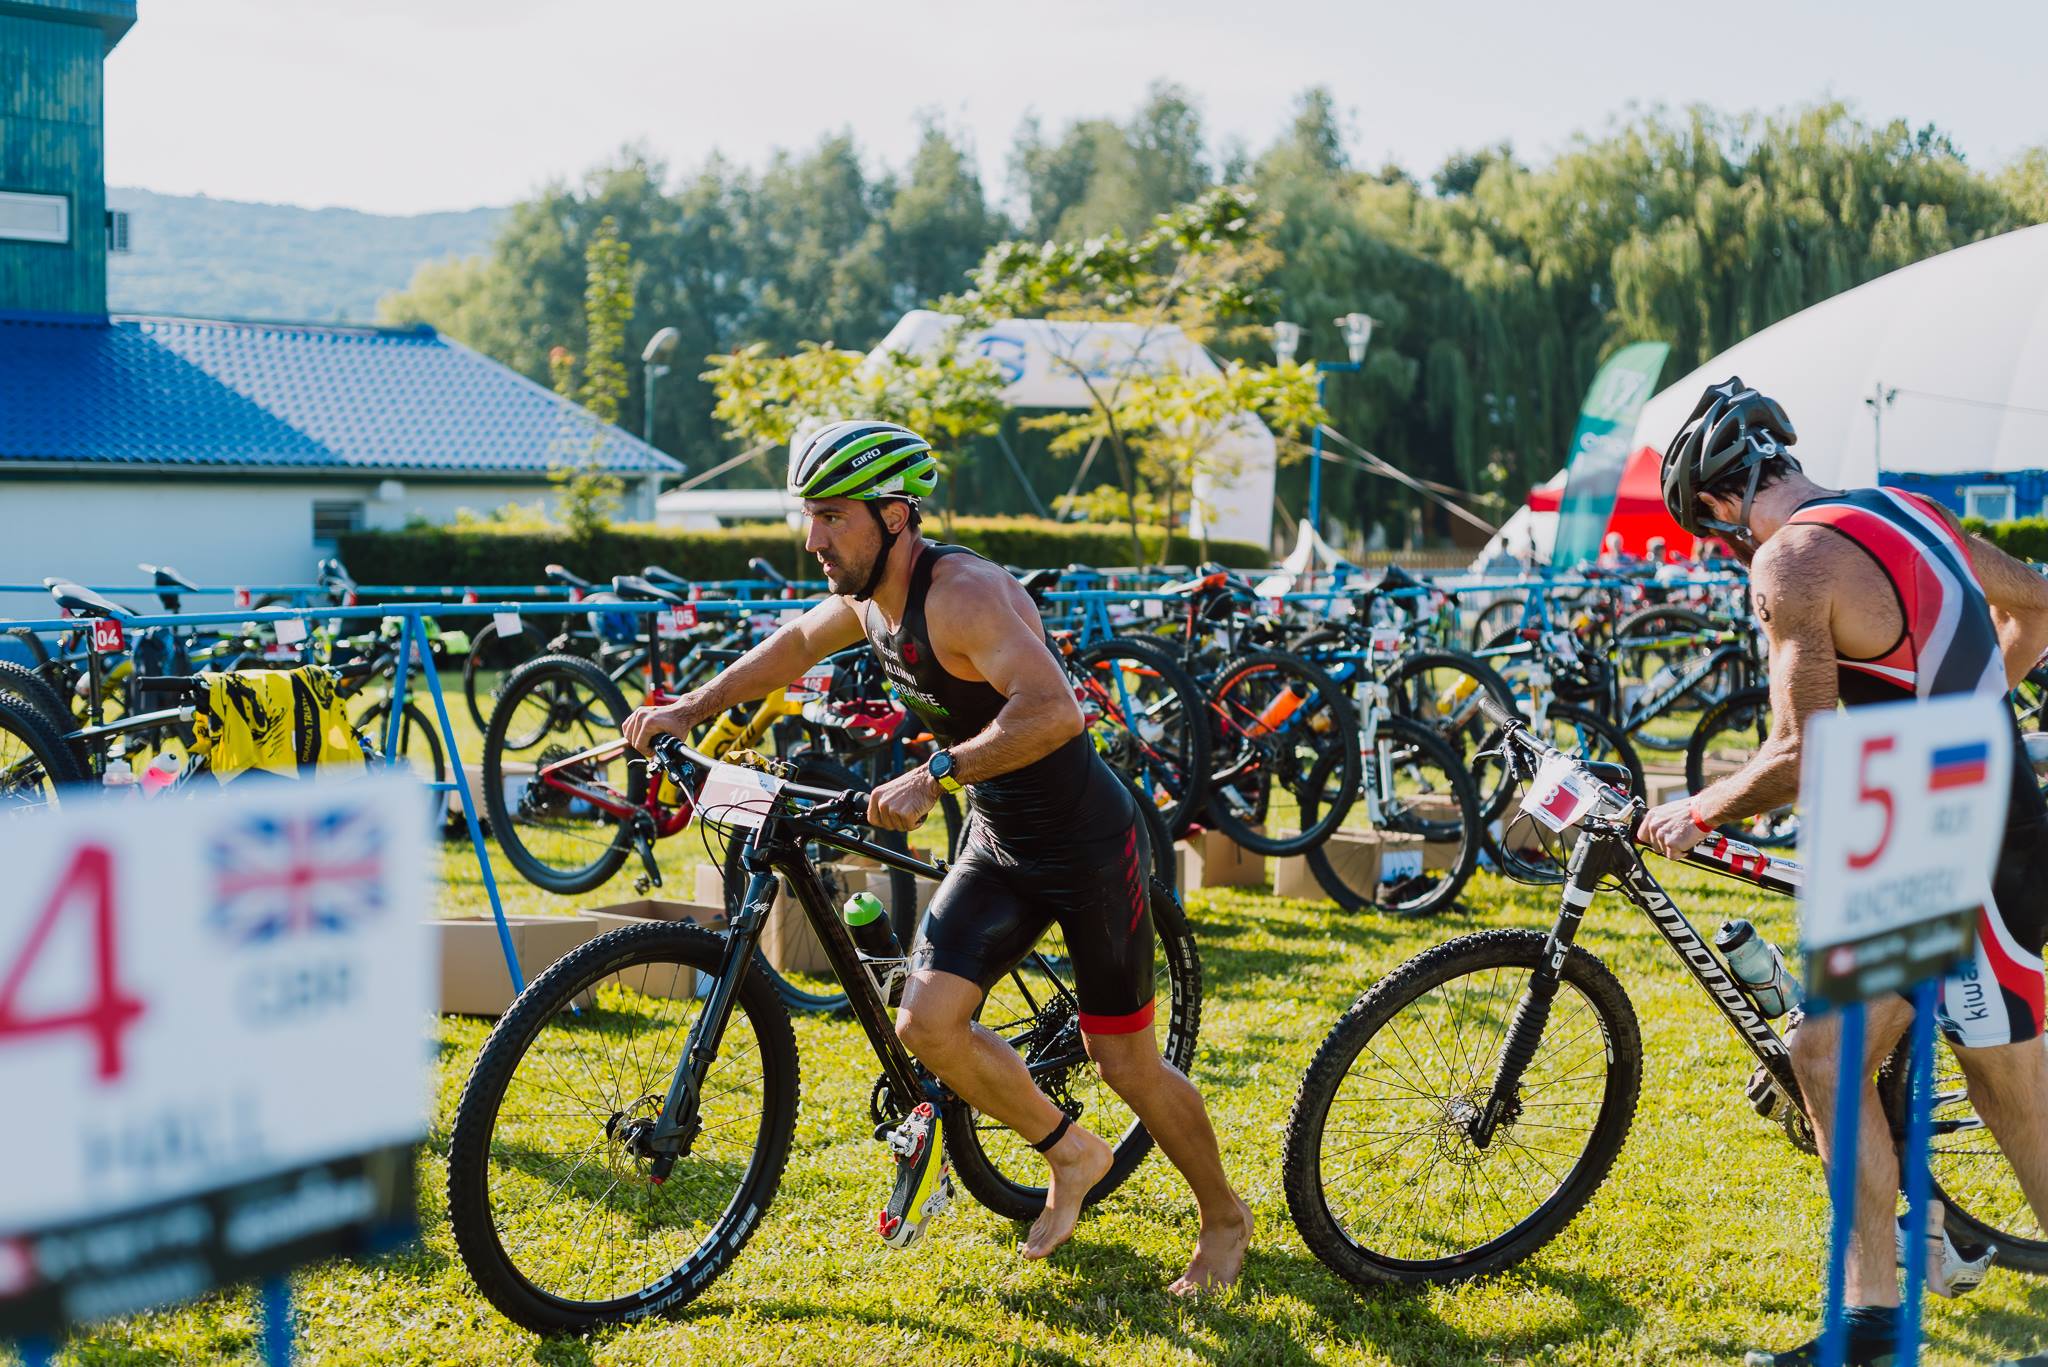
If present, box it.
[645,832,780,1178]
[1471,832,1625,1147]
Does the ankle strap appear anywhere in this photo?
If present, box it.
[1030,1114,1073,1154]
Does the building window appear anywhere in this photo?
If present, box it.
[0,190,70,245]
[312,499,365,546]
[1962,485,2016,523]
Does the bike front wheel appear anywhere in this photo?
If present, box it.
[446,922,799,1333]
[1282,928,1641,1287]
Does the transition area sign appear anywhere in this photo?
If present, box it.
[1796,695,2012,1004]
[0,774,433,1338]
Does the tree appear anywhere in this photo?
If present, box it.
[547,217,632,539]
[701,335,1007,537]
[945,186,1318,562]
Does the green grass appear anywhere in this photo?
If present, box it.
[24,686,2048,1364]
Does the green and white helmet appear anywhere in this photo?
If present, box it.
[787,420,938,504]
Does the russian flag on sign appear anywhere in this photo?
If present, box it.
[1930,741,1990,791]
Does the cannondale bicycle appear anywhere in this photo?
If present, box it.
[1282,693,2045,1289]
[446,736,1200,1332]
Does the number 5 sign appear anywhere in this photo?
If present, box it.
[0,775,433,1339]
[1796,695,2012,1004]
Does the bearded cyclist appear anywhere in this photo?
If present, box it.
[1635,379,2048,1366]
[623,420,1253,1294]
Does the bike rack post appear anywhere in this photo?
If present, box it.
[1817,999,1865,1367]
[1894,978,1941,1367]
[261,1275,295,1366]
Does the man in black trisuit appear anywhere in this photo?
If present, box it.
[625,420,1252,1293]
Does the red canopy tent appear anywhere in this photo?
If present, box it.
[1599,444,1690,556]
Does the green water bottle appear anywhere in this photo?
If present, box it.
[842,888,897,951]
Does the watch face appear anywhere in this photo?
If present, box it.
[930,752,952,777]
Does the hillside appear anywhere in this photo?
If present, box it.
[104,187,507,324]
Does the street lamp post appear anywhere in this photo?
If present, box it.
[640,326,682,444]
[1864,379,1897,480]
[1275,312,1375,536]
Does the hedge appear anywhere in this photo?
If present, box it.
[335,516,1270,590]
[1964,516,2048,563]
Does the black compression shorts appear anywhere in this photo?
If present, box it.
[909,804,1156,1034]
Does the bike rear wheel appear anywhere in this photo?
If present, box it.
[1282,928,1641,1287]
[1877,1029,2048,1273]
[484,653,641,894]
[1204,648,1360,856]
[1686,686,1799,848]
[1070,636,1211,840]
[1302,713,1480,917]
[446,922,798,1333]
[0,693,88,812]
[943,876,1202,1221]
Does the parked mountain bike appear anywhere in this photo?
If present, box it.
[1281,693,2044,1289]
[445,735,1202,1333]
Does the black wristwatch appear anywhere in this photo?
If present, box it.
[927,749,964,794]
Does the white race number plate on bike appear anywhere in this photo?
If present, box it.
[690,762,785,830]
[1520,754,1597,833]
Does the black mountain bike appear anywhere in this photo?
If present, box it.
[447,736,1202,1332]
[1282,693,2045,1288]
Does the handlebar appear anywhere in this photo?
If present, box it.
[647,735,872,825]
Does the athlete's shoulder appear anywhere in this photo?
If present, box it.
[1753,521,1848,579]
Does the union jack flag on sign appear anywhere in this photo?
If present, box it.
[207,806,389,943]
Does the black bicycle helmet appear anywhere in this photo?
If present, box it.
[1660,376,1800,542]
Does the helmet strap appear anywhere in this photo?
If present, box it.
[852,501,900,602]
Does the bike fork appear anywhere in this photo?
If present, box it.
[645,862,775,1180]
[1472,835,1619,1147]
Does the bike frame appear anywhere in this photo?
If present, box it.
[1479,794,1808,1144]
[644,795,946,1177]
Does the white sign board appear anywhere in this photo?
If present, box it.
[0,775,433,1333]
[690,762,786,831]
[1796,695,2011,1003]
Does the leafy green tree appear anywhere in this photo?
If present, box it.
[547,217,632,538]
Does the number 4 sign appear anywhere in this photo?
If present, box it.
[1796,695,2011,1004]
[90,619,124,655]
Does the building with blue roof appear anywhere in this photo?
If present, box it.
[0,0,684,602]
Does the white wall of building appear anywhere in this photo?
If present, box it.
[0,475,651,614]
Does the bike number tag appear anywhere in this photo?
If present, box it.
[787,663,835,702]
[493,611,523,636]
[1141,597,1165,619]
[1520,754,1597,833]
[1369,625,1402,656]
[690,762,784,830]
[273,616,308,645]
[232,587,251,608]
[1542,630,1578,658]
[90,619,124,655]
[655,606,696,639]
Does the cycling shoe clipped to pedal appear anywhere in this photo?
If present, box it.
[1897,1201,1994,1297]
[876,1101,953,1250]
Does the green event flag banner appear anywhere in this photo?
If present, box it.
[1549,341,1671,569]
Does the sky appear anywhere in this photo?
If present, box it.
[103,0,2048,217]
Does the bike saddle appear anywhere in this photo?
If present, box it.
[1018,567,1061,601]
[610,574,685,606]
[139,563,200,594]
[641,565,690,590]
[544,563,594,591]
[747,556,790,586]
[44,578,132,619]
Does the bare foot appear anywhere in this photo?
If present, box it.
[1021,1125,1114,1260]
[1167,1197,1253,1296]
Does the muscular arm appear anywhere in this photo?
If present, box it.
[927,569,1086,785]
[1690,533,1843,825]
[622,595,865,751]
[1948,514,2048,686]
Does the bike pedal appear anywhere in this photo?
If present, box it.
[875,1101,949,1251]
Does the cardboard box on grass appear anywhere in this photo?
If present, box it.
[1273,830,1379,899]
[580,898,727,999]
[436,915,599,1016]
[1645,771,1690,807]
[1175,829,1264,889]
[446,760,534,823]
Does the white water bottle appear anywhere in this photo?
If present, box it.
[141,751,181,795]
[102,757,138,794]
[1715,919,1795,1018]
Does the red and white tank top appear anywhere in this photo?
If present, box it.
[1784,487,2006,707]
